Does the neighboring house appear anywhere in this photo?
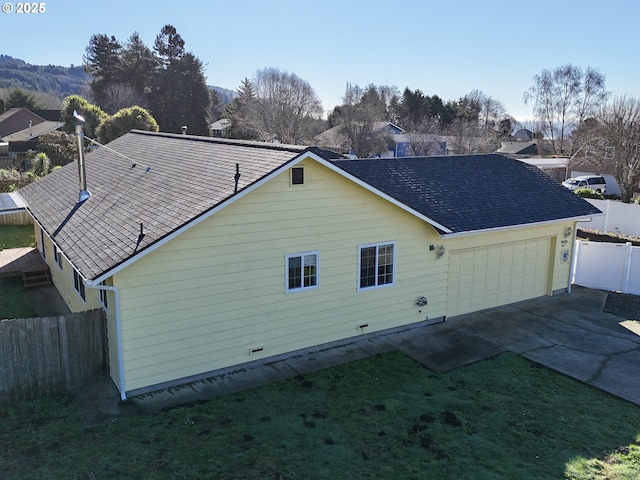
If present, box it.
[17,131,601,400]
[2,120,63,142]
[497,140,539,157]
[516,156,569,183]
[0,108,60,139]
[0,108,63,154]
[514,128,534,142]
[393,133,446,157]
[210,118,230,137]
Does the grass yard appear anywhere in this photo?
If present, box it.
[0,276,35,319]
[0,352,638,479]
[0,225,36,318]
[0,224,35,249]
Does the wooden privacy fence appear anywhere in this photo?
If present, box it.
[0,210,32,226]
[0,309,107,402]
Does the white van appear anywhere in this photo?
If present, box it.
[562,175,607,194]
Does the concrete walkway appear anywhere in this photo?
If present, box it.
[74,286,640,426]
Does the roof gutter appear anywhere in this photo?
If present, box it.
[440,215,602,239]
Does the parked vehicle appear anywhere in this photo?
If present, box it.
[562,175,607,194]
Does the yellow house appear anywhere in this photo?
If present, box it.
[17,131,601,400]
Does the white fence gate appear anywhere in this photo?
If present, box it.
[572,240,640,295]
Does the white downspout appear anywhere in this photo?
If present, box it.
[87,283,127,401]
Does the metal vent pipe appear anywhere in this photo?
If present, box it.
[74,115,90,203]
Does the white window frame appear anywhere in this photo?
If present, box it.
[73,269,86,302]
[285,251,319,293]
[357,241,396,291]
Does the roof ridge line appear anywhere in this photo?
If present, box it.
[129,130,308,153]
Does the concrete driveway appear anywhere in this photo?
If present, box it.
[400,286,640,406]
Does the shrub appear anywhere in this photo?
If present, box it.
[574,188,604,200]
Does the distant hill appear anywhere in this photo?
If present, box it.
[210,85,236,105]
[0,55,89,98]
[0,55,237,110]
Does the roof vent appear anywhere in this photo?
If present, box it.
[73,111,91,203]
[181,125,187,135]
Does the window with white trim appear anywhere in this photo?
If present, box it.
[286,251,319,292]
[358,242,396,290]
[73,269,86,301]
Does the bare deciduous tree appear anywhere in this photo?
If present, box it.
[331,83,401,157]
[576,96,640,202]
[247,67,324,144]
[100,83,147,114]
[524,64,608,154]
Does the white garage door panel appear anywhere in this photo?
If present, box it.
[447,238,550,317]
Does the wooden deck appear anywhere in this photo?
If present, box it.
[0,247,51,287]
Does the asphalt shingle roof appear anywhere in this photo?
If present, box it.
[332,154,602,233]
[18,134,601,282]
[18,130,319,280]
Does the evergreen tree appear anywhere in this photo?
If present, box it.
[83,25,210,136]
[153,24,185,66]
[6,88,41,109]
[224,78,259,139]
[83,34,123,104]
[150,52,210,135]
[119,32,158,102]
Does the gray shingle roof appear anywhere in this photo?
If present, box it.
[332,154,602,233]
[18,134,600,282]
[18,131,321,280]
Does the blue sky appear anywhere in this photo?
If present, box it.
[1,0,638,121]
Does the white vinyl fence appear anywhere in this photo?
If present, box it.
[578,199,640,237]
[572,240,640,295]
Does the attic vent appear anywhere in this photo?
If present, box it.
[291,167,304,185]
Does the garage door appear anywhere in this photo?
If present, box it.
[447,238,551,317]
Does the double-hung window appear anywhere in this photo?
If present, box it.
[286,251,319,293]
[358,242,396,290]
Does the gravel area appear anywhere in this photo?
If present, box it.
[604,292,640,320]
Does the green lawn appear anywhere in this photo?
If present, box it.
[0,276,35,319]
[0,224,35,249]
[0,225,36,318]
[0,352,638,479]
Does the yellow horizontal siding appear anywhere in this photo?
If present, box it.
[115,159,447,392]
[112,158,577,392]
[37,225,102,313]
